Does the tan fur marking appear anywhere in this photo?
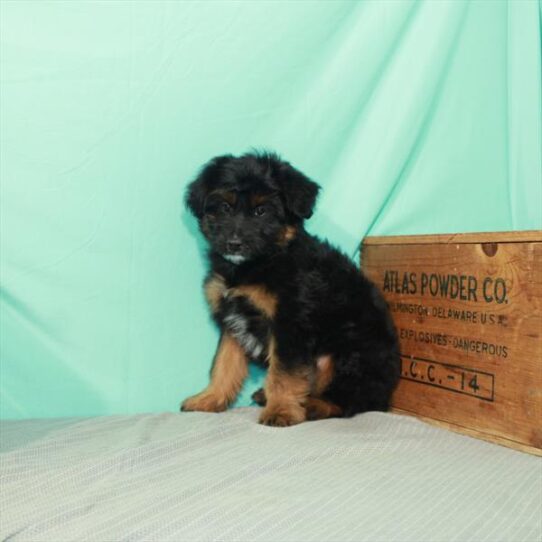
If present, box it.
[278,225,297,247]
[229,285,278,318]
[284,225,297,241]
[221,191,237,205]
[204,274,227,313]
[259,338,310,426]
[181,333,248,412]
[305,397,343,420]
[250,194,269,206]
[312,355,334,396]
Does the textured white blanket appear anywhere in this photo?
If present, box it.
[1,409,541,542]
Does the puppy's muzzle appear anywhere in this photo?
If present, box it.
[226,238,243,254]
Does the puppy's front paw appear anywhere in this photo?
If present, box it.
[259,404,305,427]
[181,391,227,413]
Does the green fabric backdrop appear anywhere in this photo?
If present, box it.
[1,0,540,419]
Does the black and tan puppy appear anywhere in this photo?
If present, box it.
[181,151,400,426]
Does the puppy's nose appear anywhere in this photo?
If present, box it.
[226,240,242,253]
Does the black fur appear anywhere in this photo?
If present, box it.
[185,151,400,418]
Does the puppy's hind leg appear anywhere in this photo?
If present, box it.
[305,397,343,420]
[254,354,343,421]
[254,389,342,421]
[306,355,343,420]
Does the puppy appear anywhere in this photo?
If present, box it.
[181,151,400,426]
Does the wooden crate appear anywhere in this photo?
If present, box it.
[361,231,542,455]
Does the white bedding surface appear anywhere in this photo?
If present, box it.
[1,409,541,542]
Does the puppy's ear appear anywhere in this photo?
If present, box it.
[185,155,233,218]
[278,161,320,220]
[185,178,207,219]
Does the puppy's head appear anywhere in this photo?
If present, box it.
[185,151,320,264]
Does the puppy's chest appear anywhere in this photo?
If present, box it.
[204,274,277,362]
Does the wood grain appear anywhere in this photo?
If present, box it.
[362,231,542,455]
[363,230,541,246]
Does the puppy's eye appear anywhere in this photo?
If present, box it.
[254,205,266,217]
[220,202,232,214]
